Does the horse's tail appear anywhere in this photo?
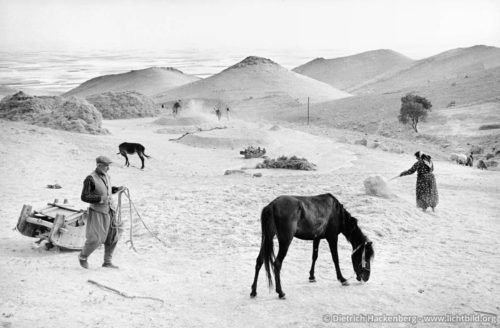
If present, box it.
[141,147,151,158]
[260,203,276,288]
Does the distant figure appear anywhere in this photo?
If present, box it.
[398,151,439,212]
[117,142,151,170]
[215,107,221,121]
[161,104,164,109]
[226,107,230,120]
[477,159,487,170]
[465,153,474,167]
[172,100,181,118]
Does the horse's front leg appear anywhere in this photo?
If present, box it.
[327,235,348,285]
[309,238,320,282]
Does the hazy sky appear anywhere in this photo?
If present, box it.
[1,0,499,58]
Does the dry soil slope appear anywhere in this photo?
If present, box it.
[63,67,200,98]
[153,56,351,108]
[292,49,414,93]
[277,66,500,130]
[353,45,500,94]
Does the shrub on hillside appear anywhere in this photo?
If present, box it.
[478,124,500,130]
[256,155,316,171]
[486,160,498,168]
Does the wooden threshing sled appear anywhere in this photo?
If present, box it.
[16,199,88,250]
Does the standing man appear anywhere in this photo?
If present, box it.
[78,156,124,269]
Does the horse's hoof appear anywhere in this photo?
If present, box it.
[250,291,257,298]
[341,280,349,286]
[309,278,316,283]
[278,293,286,299]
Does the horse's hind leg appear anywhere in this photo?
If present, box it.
[138,153,145,169]
[309,238,320,282]
[274,237,292,299]
[250,249,264,297]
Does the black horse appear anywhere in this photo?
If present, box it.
[117,142,150,169]
[250,193,374,299]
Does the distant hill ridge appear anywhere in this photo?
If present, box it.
[154,55,350,107]
[292,49,414,92]
[352,45,500,94]
[63,66,200,98]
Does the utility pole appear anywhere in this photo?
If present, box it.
[307,97,310,125]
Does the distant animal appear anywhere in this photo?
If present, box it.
[477,160,487,170]
[117,142,150,169]
[172,100,181,117]
[250,193,374,299]
[450,153,468,165]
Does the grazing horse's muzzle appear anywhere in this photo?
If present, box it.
[353,241,372,282]
[356,266,371,282]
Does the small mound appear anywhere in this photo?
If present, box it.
[269,125,281,131]
[364,175,392,198]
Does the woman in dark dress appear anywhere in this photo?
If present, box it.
[400,151,439,212]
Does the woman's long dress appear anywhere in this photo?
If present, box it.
[400,159,439,210]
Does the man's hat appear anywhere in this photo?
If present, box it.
[96,155,113,165]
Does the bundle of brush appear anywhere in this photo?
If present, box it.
[363,175,393,198]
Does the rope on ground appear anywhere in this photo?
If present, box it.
[115,188,168,252]
[88,279,164,304]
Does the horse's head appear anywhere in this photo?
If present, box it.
[351,241,374,282]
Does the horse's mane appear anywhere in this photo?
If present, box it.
[328,194,367,245]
